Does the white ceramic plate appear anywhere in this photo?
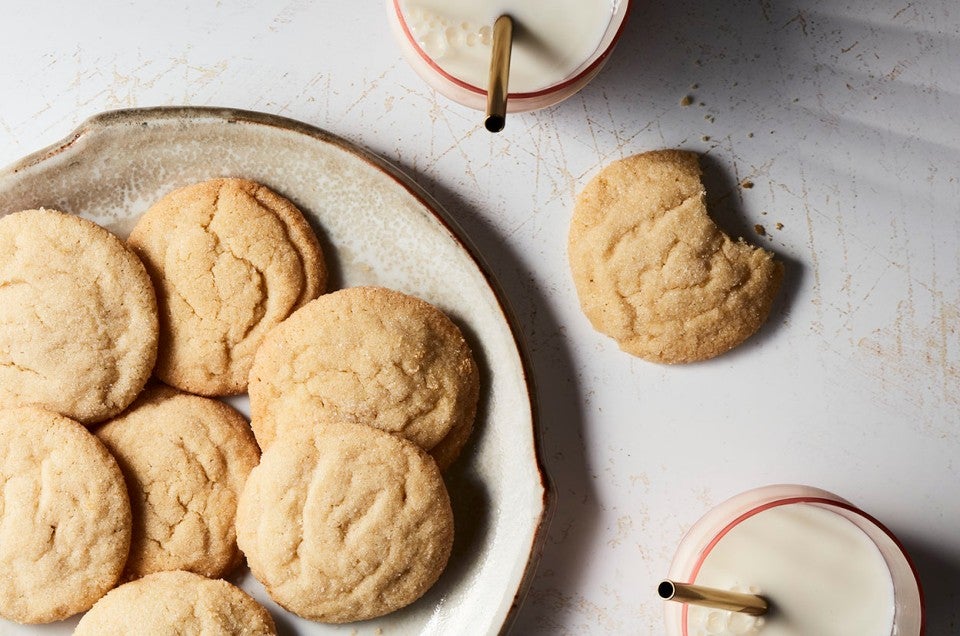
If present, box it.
[0,107,549,635]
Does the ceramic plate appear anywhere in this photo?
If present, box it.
[0,107,548,635]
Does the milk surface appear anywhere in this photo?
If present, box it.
[688,503,895,636]
[398,0,615,93]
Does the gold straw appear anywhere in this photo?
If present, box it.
[484,14,513,133]
[658,580,768,616]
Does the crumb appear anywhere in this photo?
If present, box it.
[741,180,754,189]
[699,101,706,107]
[761,210,768,215]
[705,115,715,123]
[747,132,754,138]
[775,222,784,230]
[754,224,766,236]
[680,95,694,107]
[694,59,702,66]
[691,83,699,90]
[702,135,711,142]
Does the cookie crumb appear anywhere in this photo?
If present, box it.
[775,222,784,230]
[754,224,767,236]
[702,135,711,142]
[690,83,699,90]
[741,179,755,189]
[680,95,694,107]
[748,132,754,138]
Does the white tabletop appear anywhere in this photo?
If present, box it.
[2,1,958,633]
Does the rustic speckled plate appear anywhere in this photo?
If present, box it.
[0,107,549,635]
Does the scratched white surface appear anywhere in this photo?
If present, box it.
[1,1,958,634]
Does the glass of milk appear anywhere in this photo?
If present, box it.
[664,485,923,636]
[386,0,631,112]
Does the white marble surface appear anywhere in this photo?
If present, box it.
[2,1,958,633]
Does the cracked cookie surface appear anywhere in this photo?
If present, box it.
[128,178,326,396]
[248,286,479,470]
[74,570,277,635]
[236,422,454,623]
[0,209,158,424]
[0,406,131,623]
[569,150,783,363]
[96,384,260,580]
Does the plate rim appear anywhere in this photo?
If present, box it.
[0,105,555,635]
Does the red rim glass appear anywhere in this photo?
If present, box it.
[391,0,632,99]
[680,496,925,636]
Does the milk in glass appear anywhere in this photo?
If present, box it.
[398,0,616,92]
[687,503,895,636]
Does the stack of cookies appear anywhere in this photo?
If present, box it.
[242,285,477,622]
[0,177,479,631]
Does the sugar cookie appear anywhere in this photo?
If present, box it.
[236,422,454,623]
[74,570,276,635]
[248,286,479,470]
[569,150,783,363]
[0,406,131,623]
[96,384,259,580]
[128,178,325,395]
[0,209,158,423]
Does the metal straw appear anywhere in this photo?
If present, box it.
[484,15,513,132]
[658,580,769,616]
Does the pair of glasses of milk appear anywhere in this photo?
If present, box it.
[387,0,630,113]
